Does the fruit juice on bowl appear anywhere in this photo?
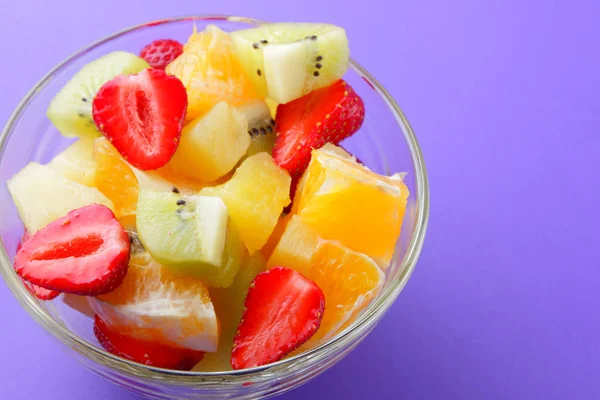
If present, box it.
[0,16,428,399]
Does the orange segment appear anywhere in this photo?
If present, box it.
[294,145,409,266]
[166,25,258,122]
[302,240,384,347]
[266,215,319,275]
[89,253,219,352]
[93,137,138,227]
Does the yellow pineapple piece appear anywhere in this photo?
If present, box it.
[167,101,250,182]
[200,153,291,254]
[266,215,319,275]
[47,139,97,186]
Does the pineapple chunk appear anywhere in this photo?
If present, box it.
[47,139,97,186]
[200,153,291,254]
[168,101,250,182]
[7,162,113,233]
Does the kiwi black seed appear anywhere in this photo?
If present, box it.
[260,39,268,44]
[260,127,266,135]
[252,42,260,49]
[314,71,320,77]
[316,55,323,61]
[82,97,88,102]
[252,128,259,136]
[310,35,318,40]
[171,186,180,194]
[316,63,322,69]
[176,199,186,206]
[267,126,273,133]
[270,118,275,126]
[257,69,262,76]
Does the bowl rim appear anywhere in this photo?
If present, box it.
[0,14,429,380]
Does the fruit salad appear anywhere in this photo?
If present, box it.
[7,22,409,371]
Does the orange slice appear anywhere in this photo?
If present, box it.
[293,145,409,266]
[89,252,218,352]
[166,25,258,122]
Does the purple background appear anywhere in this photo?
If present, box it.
[1,0,599,399]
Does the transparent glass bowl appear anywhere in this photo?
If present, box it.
[0,15,429,400]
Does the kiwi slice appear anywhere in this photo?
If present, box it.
[136,189,244,288]
[237,100,276,158]
[231,23,349,104]
[47,51,149,138]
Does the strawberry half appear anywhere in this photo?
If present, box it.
[231,266,325,370]
[273,80,365,177]
[140,39,183,70]
[14,204,130,296]
[16,232,59,300]
[94,315,204,370]
[92,68,187,170]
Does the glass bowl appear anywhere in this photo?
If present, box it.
[0,15,429,400]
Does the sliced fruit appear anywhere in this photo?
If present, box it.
[166,25,258,122]
[14,204,130,296]
[199,153,291,254]
[231,267,324,369]
[47,139,97,186]
[15,232,60,300]
[266,215,319,275]
[94,315,204,370]
[273,80,365,177]
[293,146,409,266]
[47,51,149,138]
[168,102,250,182]
[265,98,278,118]
[231,23,349,104]
[261,213,292,260]
[136,189,244,288]
[94,138,206,228]
[93,137,139,227]
[195,252,266,372]
[289,143,353,214]
[140,39,183,70]
[300,241,384,346]
[237,100,276,159]
[153,164,207,193]
[92,68,188,170]
[7,162,113,234]
[89,252,219,352]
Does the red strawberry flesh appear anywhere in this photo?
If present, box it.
[92,68,187,170]
[14,204,130,296]
[140,39,183,70]
[231,266,325,370]
[15,232,59,300]
[94,315,204,370]
[273,79,365,177]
